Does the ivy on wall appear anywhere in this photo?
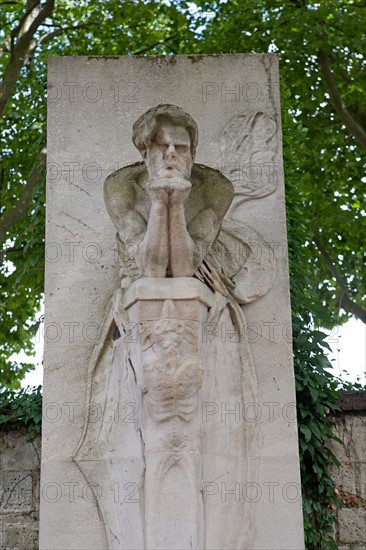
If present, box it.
[0,386,42,443]
[283,83,340,547]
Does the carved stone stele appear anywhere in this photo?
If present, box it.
[41,55,304,550]
[74,105,276,549]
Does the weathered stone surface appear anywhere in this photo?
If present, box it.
[338,509,366,544]
[330,411,366,550]
[2,521,38,550]
[0,431,40,550]
[41,54,303,549]
[0,431,40,471]
[329,414,366,462]
[331,460,366,501]
[0,473,33,513]
[1,408,365,548]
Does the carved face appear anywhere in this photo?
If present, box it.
[151,319,184,357]
[155,329,183,356]
[145,121,193,180]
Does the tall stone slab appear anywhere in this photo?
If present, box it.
[40,55,304,549]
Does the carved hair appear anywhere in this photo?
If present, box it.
[132,104,198,158]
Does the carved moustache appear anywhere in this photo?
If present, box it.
[162,158,181,170]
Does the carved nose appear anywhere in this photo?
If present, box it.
[166,143,176,155]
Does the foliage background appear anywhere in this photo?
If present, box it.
[1,0,365,547]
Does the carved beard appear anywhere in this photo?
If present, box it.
[161,157,181,172]
[158,157,192,179]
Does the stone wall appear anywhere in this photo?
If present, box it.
[0,393,365,549]
[0,429,40,550]
[329,391,366,550]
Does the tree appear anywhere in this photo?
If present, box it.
[190,0,366,328]
[0,0,194,387]
[2,0,364,388]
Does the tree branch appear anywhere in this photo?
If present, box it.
[313,234,366,323]
[22,0,54,41]
[0,0,55,118]
[11,0,40,42]
[37,22,97,45]
[287,0,307,7]
[0,150,46,244]
[133,35,178,55]
[317,50,366,150]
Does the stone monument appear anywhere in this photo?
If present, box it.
[40,55,304,549]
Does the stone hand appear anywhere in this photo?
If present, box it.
[168,178,192,205]
[146,179,170,205]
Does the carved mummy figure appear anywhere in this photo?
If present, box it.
[140,317,204,426]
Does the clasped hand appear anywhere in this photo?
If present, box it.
[147,177,191,206]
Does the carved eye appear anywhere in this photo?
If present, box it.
[175,145,188,153]
[158,142,169,150]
